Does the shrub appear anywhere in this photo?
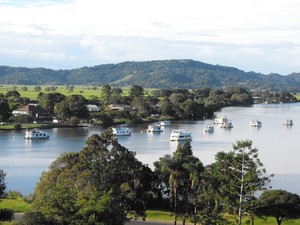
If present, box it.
[0,208,14,222]
[5,190,23,199]
[18,211,58,225]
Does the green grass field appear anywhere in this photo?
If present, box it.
[145,210,300,224]
[1,199,300,224]
[0,84,155,100]
[0,198,31,213]
[0,85,105,100]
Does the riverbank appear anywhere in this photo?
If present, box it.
[0,122,78,130]
[0,115,175,131]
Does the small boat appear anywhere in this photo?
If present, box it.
[112,127,131,136]
[170,130,192,141]
[203,125,214,133]
[220,120,233,128]
[159,120,172,126]
[24,129,49,139]
[283,119,293,126]
[147,123,162,132]
[250,120,262,127]
[214,116,228,124]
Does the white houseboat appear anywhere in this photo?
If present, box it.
[24,129,49,139]
[159,120,172,126]
[220,120,233,128]
[147,123,162,132]
[250,120,262,127]
[170,130,192,141]
[214,116,228,124]
[203,125,214,133]
[112,127,131,136]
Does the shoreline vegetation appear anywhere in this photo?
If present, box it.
[0,84,298,131]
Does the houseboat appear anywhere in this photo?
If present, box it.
[203,125,214,133]
[112,127,131,136]
[250,120,262,127]
[170,130,192,141]
[147,123,163,132]
[159,120,172,126]
[24,129,50,139]
[214,116,228,124]
[220,120,233,128]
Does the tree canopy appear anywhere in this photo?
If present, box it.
[32,129,157,225]
[210,140,271,225]
[255,189,300,225]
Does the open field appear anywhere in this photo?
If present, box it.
[0,199,31,213]
[0,84,105,100]
[0,84,157,100]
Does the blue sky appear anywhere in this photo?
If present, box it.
[0,0,300,74]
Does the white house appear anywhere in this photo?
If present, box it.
[86,104,101,112]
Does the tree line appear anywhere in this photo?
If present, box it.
[0,85,297,127]
[1,130,299,224]
[0,85,256,126]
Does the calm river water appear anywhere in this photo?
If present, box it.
[1,103,300,195]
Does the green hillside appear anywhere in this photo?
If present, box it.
[0,59,299,91]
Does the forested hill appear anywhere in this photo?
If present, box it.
[0,59,300,91]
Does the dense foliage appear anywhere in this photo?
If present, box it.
[31,129,157,225]
[1,60,300,91]
[254,189,300,225]
[0,85,259,126]
[210,140,272,225]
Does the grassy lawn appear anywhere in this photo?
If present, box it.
[0,200,300,225]
[0,198,31,213]
[294,93,300,101]
[0,123,59,130]
[145,210,300,224]
[146,210,174,221]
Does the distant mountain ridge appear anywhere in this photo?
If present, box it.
[0,59,300,91]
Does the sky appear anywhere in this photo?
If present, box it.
[0,0,300,75]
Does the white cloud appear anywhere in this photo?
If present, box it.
[0,0,300,74]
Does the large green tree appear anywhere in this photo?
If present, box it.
[54,94,89,121]
[210,140,271,225]
[154,140,204,225]
[0,101,12,121]
[254,189,300,225]
[129,85,144,98]
[32,129,156,225]
[39,92,65,114]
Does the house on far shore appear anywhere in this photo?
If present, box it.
[12,103,50,118]
[108,104,131,111]
[87,104,101,112]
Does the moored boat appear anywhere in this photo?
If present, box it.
[250,119,262,127]
[147,123,163,132]
[159,120,172,126]
[220,120,233,128]
[24,129,49,139]
[214,116,228,124]
[170,130,192,141]
[112,127,131,136]
[203,125,214,133]
[283,119,293,126]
